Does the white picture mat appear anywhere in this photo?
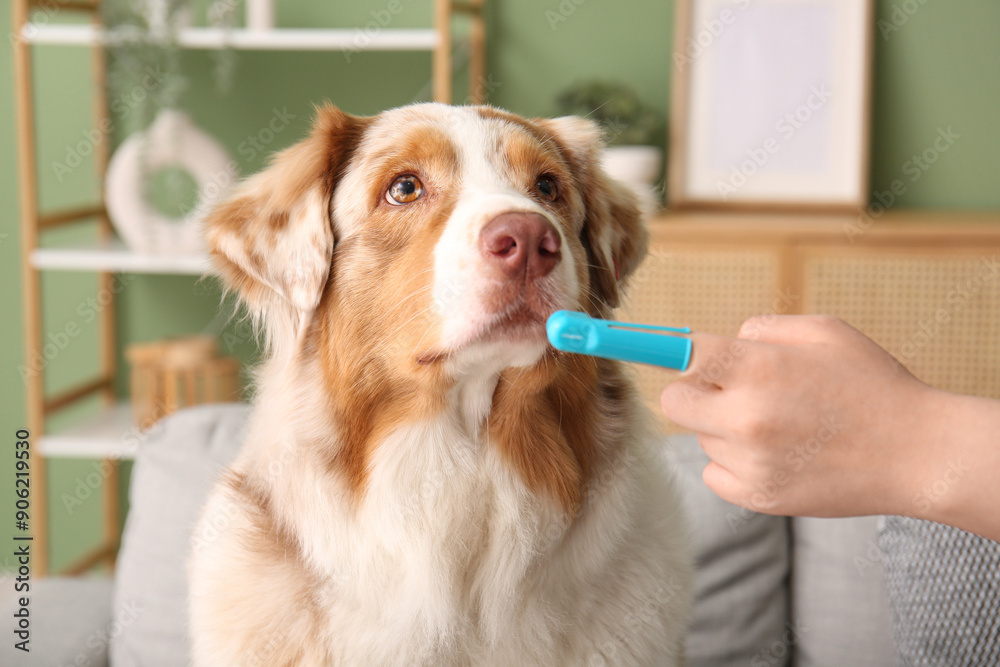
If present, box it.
[678,0,869,206]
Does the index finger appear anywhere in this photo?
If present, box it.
[681,332,751,389]
[658,333,748,437]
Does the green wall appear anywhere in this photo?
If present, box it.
[2,0,999,572]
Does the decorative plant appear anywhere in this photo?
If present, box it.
[101,0,239,135]
[100,0,239,225]
[102,0,185,134]
[555,80,663,147]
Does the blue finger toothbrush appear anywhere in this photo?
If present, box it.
[546,310,692,371]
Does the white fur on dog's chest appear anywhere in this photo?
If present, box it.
[199,372,689,666]
[303,418,566,664]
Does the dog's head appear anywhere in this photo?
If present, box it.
[208,104,648,504]
[208,103,647,378]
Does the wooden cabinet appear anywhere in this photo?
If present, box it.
[621,210,1000,429]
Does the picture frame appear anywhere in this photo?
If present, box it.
[667,0,875,212]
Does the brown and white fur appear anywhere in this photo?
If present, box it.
[188,103,691,666]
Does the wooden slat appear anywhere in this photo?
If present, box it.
[452,0,484,15]
[61,539,118,576]
[90,5,120,572]
[467,3,486,104]
[14,0,50,578]
[43,376,114,415]
[433,0,451,103]
[91,9,117,405]
[101,459,120,570]
[650,210,1000,247]
[29,0,100,12]
[37,203,106,229]
[666,0,694,210]
[857,0,877,226]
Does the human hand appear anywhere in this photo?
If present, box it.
[660,314,945,519]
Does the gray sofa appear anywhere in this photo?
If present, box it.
[2,404,901,666]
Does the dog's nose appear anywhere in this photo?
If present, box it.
[479,212,562,280]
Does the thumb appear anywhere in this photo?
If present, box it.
[702,461,771,514]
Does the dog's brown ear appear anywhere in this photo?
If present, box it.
[536,116,649,312]
[206,104,369,346]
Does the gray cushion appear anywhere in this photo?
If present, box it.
[663,434,792,667]
[879,516,1000,665]
[0,575,113,667]
[111,403,249,667]
[789,516,897,667]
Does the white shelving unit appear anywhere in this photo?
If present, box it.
[15,0,487,576]
[32,241,209,463]
[32,241,208,462]
[40,403,139,460]
[33,238,210,275]
[23,24,440,52]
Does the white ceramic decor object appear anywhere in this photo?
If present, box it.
[105,109,237,256]
[602,145,663,215]
[246,0,274,31]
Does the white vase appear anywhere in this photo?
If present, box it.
[105,109,238,256]
[601,145,663,215]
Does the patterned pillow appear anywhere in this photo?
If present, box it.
[879,516,1000,665]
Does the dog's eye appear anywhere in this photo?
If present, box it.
[535,175,558,202]
[386,175,424,205]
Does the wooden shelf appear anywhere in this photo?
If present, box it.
[22,24,440,51]
[40,403,139,460]
[650,209,1000,247]
[32,238,211,275]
